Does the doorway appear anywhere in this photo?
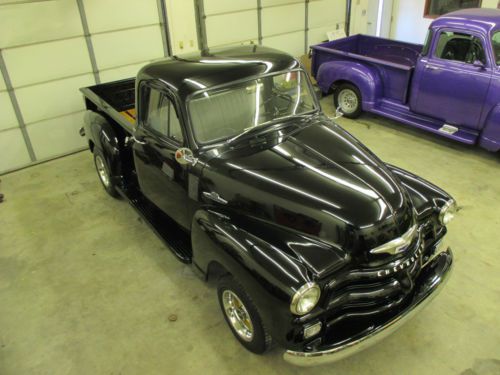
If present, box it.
[350,0,393,38]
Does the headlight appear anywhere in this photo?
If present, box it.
[439,199,457,225]
[290,283,321,315]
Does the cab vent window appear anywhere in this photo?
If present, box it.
[145,87,183,143]
[422,29,433,56]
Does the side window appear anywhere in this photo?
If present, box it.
[435,31,485,65]
[492,31,500,65]
[145,87,184,143]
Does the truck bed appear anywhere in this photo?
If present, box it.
[312,34,422,70]
[312,35,423,103]
[80,78,137,133]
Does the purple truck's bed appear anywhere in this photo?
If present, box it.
[311,35,423,103]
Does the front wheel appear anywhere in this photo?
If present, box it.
[333,83,362,119]
[94,150,119,198]
[217,275,272,354]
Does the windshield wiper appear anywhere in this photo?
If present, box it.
[225,110,318,145]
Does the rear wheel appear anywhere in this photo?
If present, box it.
[94,149,119,198]
[217,275,272,354]
[333,83,362,119]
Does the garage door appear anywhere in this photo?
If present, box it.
[197,0,346,56]
[0,0,170,174]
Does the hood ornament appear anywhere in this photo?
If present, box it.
[370,224,418,255]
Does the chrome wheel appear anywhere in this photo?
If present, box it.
[222,290,254,342]
[338,88,359,114]
[95,154,110,188]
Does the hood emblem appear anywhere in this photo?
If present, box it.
[370,224,418,255]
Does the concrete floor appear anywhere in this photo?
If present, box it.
[1,96,500,375]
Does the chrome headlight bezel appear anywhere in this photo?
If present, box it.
[439,199,457,226]
[290,282,321,316]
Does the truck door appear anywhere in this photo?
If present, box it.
[412,30,492,130]
[132,82,190,230]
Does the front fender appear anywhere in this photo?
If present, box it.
[191,208,348,349]
[386,164,453,218]
[479,104,500,152]
[316,61,382,110]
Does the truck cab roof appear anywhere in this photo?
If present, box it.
[431,8,500,35]
[138,45,300,100]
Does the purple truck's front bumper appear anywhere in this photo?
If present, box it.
[284,247,453,366]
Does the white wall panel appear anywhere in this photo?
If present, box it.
[4,38,92,88]
[165,0,198,55]
[100,62,149,83]
[262,3,304,36]
[206,10,258,46]
[204,0,254,15]
[0,128,31,172]
[84,0,159,33]
[262,0,302,6]
[0,1,83,48]
[27,112,87,161]
[308,26,331,45]
[16,74,95,125]
[92,25,164,70]
[263,31,304,56]
[0,92,18,131]
[309,0,345,28]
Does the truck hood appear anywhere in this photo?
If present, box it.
[201,117,415,274]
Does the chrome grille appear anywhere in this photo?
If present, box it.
[322,235,424,326]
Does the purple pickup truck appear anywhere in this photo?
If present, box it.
[312,8,500,152]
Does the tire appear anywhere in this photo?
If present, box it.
[333,83,362,119]
[217,275,272,354]
[93,149,119,198]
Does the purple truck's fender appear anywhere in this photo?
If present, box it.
[316,61,382,111]
[479,104,500,152]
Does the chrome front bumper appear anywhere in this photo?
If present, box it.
[284,248,453,366]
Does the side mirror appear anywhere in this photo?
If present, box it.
[472,59,485,69]
[175,147,197,166]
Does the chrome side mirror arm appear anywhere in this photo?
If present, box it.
[329,106,344,121]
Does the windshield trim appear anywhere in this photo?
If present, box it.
[184,68,320,147]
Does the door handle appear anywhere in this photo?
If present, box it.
[131,135,147,145]
[425,65,439,71]
[202,191,228,205]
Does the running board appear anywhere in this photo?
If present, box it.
[117,187,192,263]
[372,101,478,145]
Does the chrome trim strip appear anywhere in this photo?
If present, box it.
[283,248,453,367]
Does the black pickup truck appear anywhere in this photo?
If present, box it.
[80,46,455,366]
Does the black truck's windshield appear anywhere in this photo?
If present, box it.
[188,71,317,144]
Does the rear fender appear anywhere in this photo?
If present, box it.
[316,61,382,110]
[84,110,123,179]
[479,104,500,152]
